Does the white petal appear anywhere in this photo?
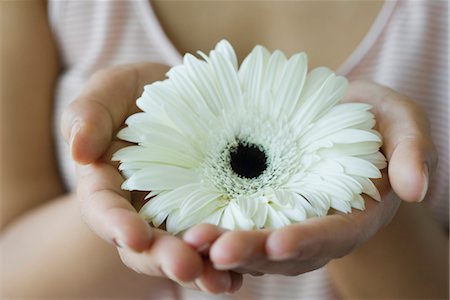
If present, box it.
[350,194,366,210]
[307,159,345,174]
[263,50,288,94]
[238,45,270,107]
[334,156,382,178]
[291,192,316,218]
[330,198,352,213]
[298,67,334,101]
[266,205,291,229]
[326,174,364,195]
[357,152,387,169]
[162,100,208,140]
[287,181,330,216]
[236,196,259,218]
[253,203,269,228]
[229,201,255,230]
[219,201,254,230]
[180,190,222,216]
[215,39,238,70]
[113,145,200,169]
[166,209,184,234]
[353,176,382,201]
[139,81,177,112]
[301,108,375,144]
[292,72,348,130]
[118,119,203,160]
[207,49,242,111]
[118,161,156,173]
[126,107,173,130]
[123,166,199,191]
[273,52,307,118]
[273,191,308,221]
[203,207,226,225]
[219,205,236,230]
[184,54,224,115]
[166,65,217,122]
[318,142,381,157]
[139,184,201,226]
[176,202,224,233]
[116,127,141,144]
[303,129,382,153]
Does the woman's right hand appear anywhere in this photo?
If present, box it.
[61,63,242,294]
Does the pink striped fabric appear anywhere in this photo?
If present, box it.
[49,0,448,299]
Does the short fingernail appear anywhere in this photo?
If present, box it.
[162,267,179,282]
[419,164,429,202]
[213,262,242,270]
[268,250,300,261]
[70,121,81,147]
[197,243,210,253]
[113,237,126,248]
[195,279,211,293]
[112,237,134,253]
[196,274,231,294]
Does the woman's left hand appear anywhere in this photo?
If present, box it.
[182,80,437,276]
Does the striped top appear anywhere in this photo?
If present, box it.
[49,0,448,299]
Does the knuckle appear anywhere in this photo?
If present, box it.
[91,66,125,83]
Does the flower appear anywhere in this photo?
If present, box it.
[113,40,386,234]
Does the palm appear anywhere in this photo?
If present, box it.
[64,61,433,290]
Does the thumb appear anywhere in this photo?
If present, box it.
[389,138,433,202]
[61,63,169,164]
[343,81,438,202]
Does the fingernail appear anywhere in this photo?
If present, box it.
[113,237,135,253]
[194,279,211,293]
[268,251,299,261]
[161,267,179,282]
[419,164,429,202]
[113,237,126,248]
[69,121,81,147]
[197,243,210,253]
[196,274,231,294]
[213,262,242,270]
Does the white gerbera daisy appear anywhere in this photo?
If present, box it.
[113,40,386,234]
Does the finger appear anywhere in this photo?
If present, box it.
[343,81,437,202]
[266,188,400,262]
[61,63,169,164]
[77,162,152,252]
[233,267,264,276]
[265,194,397,262]
[118,230,203,283]
[195,260,232,294]
[241,259,329,277]
[229,271,244,293]
[209,230,269,270]
[182,223,227,255]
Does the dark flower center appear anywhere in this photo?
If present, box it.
[230,142,267,179]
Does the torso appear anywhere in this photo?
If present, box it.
[152,0,385,69]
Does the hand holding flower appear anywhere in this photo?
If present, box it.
[61,63,242,293]
[182,80,436,276]
[62,41,436,288]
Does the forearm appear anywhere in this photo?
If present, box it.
[0,0,64,229]
[0,194,174,299]
[328,202,449,299]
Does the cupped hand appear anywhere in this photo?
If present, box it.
[183,80,437,276]
[61,63,242,294]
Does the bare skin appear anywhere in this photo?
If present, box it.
[1,0,448,299]
[151,0,384,69]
